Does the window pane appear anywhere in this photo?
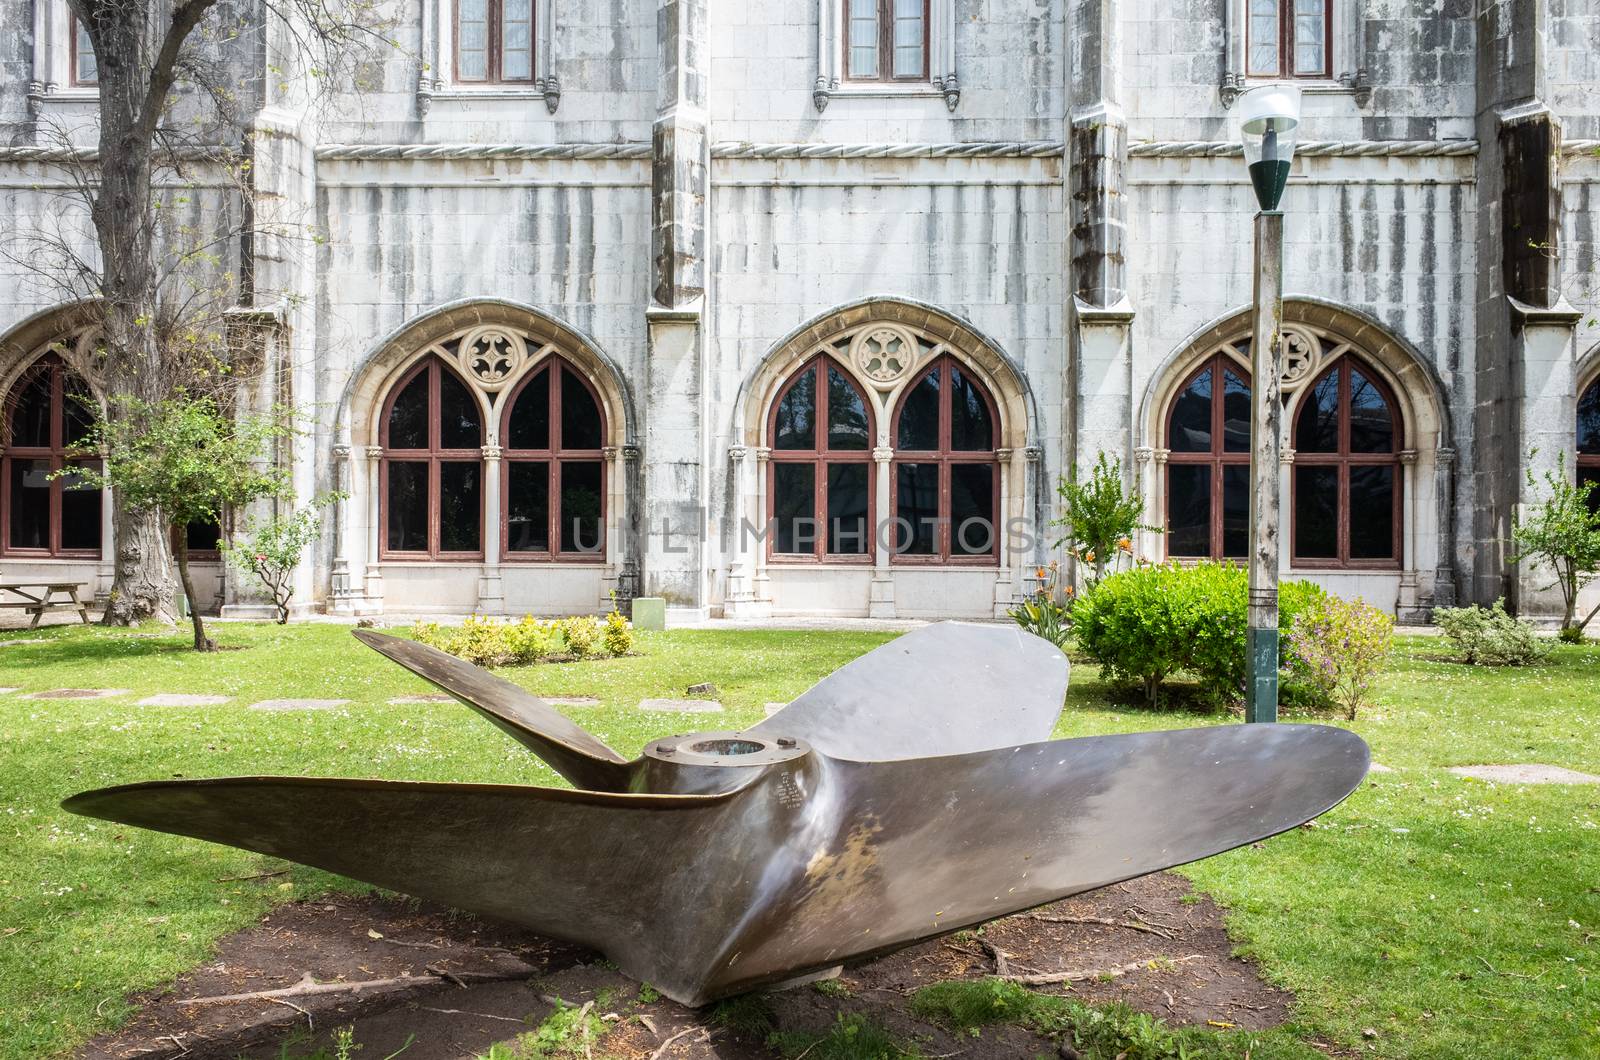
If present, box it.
[1168,368,1212,453]
[1222,368,1251,453]
[561,368,603,450]
[1348,369,1394,453]
[8,458,50,549]
[507,368,549,450]
[185,518,221,552]
[1295,371,1340,453]
[827,366,870,451]
[773,463,816,554]
[893,0,923,77]
[1167,464,1211,557]
[894,462,938,555]
[1349,465,1395,560]
[439,370,482,450]
[387,372,429,449]
[1221,464,1249,558]
[1294,465,1339,559]
[457,0,488,79]
[75,20,97,83]
[950,463,995,556]
[827,463,869,555]
[501,0,533,80]
[507,461,550,553]
[386,461,428,552]
[950,366,993,450]
[896,368,940,450]
[774,368,816,451]
[559,461,603,554]
[60,463,102,551]
[1580,381,1600,455]
[1579,467,1600,516]
[9,368,51,447]
[439,461,482,552]
[1247,0,1281,76]
[848,0,878,78]
[63,373,95,446]
[1294,0,1327,75]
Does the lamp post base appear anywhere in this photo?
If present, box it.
[1245,625,1279,724]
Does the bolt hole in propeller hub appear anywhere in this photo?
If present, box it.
[61,622,1369,1006]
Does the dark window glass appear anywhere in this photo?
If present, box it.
[1167,464,1211,557]
[61,464,102,551]
[438,371,482,450]
[63,377,95,446]
[1296,372,1339,452]
[1168,370,1212,453]
[439,461,481,552]
[386,461,429,551]
[10,370,50,447]
[507,368,550,450]
[827,463,870,554]
[1221,464,1249,558]
[894,462,938,554]
[185,519,222,552]
[949,366,993,451]
[774,368,817,451]
[896,369,940,450]
[506,461,550,552]
[1222,369,1251,453]
[827,367,870,451]
[1294,466,1339,558]
[773,463,816,554]
[561,368,602,450]
[559,461,603,553]
[9,458,50,549]
[950,463,995,555]
[1347,369,1394,453]
[1580,467,1600,516]
[387,372,429,449]
[1580,380,1600,454]
[1349,465,1395,559]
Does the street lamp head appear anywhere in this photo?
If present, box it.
[1238,84,1302,212]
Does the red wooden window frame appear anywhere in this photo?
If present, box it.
[1,354,102,558]
[1163,354,1252,561]
[453,0,536,84]
[379,356,486,561]
[766,356,876,564]
[841,0,930,83]
[69,15,98,86]
[1290,357,1404,569]
[499,358,608,562]
[1577,376,1600,513]
[1245,0,1334,79]
[889,355,1001,566]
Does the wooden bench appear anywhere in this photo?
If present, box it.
[0,583,91,627]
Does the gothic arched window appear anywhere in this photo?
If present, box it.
[501,358,606,559]
[1292,357,1403,566]
[890,355,999,563]
[2,354,102,556]
[380,357,485,558]
[1164,354,1252,560]
[768,356,874,561]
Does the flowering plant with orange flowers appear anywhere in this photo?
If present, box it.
[1007,560,1073,647]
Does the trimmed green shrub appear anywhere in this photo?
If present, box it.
[602,608,633,657]
[1434,599,1551,665]
[562,615,601,658]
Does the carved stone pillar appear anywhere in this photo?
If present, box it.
[869,446,895,619]
[329,442,358,615]
[750,447,774,611]
[363,445,386,611]
[477,445,505,614]
[1433,448,1457,608]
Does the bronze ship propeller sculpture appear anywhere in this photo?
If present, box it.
[63,622,1369,1006]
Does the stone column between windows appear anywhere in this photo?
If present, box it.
[329,442,357,615]
[750,447,773,611]
[869,446,895,619]
[1398,448,1420,621]
[364,445,385,611]
[1277,447,1293,575]
[477,445,505,614]
[991,448,1015,618]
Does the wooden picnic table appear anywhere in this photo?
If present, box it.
[0,582,91,627]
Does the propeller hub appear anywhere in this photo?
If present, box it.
[638,731,811,795]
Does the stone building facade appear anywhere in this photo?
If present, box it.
[1,0,1598,623]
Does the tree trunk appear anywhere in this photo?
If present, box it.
[103,505,178,626]
[173,529,213,650]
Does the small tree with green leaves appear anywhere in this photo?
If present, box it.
[1511,453,1600,640]
[222,496,343,624]
[66,395,292,650]
[1053,452,1162,585]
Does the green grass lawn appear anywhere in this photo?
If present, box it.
[2,623,1598,1059]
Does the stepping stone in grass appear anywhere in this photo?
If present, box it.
[0,687,19,696]
[764,702,787,716]
[1447,764,1600,785]
[637,698,722,714]
[545,696,601,707]
[0,639,41,647]
[138,693,232,707]
[1369,763,1396,774]
[389,694,455,704]
[249,698,351,711]
[26,688,130,700]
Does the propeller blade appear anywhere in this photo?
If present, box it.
[353,629,631,791]
[752,622,1069,761]
[707,722,1368,997]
